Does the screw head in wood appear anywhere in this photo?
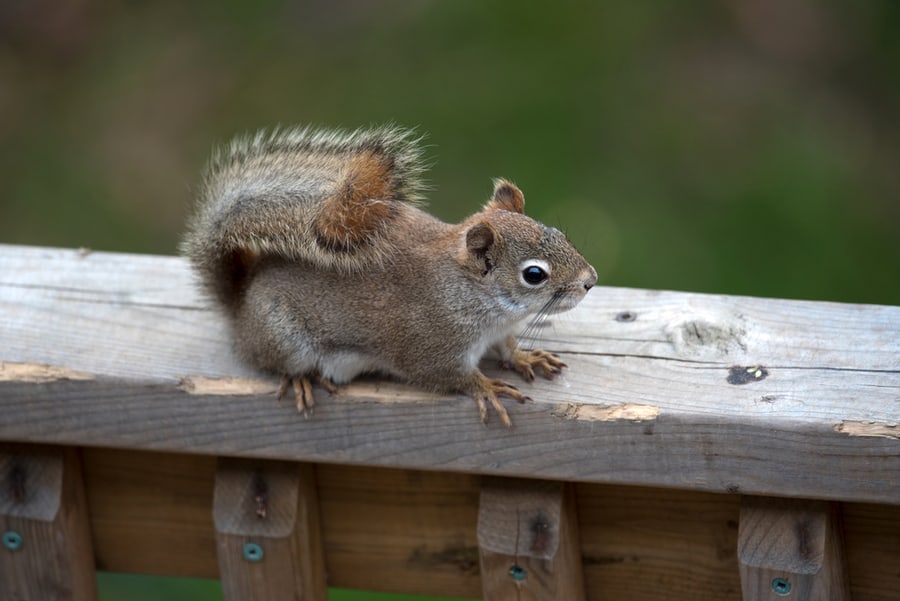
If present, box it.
[771,577,792,596]
[2,531,23,551]
[242,542,264,562]
[509,564,527,581]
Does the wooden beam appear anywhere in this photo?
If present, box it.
[2,245,898,504]
[738,496,850,601]
[213,458,326,600]
[0,444,97,601]
[478,477,585,600]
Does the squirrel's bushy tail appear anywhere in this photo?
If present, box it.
[181,125,426,312]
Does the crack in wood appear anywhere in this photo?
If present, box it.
[834,421,899,439]
[178,375,277,396]
[552,402,660,422]
[0,362,95,383]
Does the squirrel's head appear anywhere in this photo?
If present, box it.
[461,179,597,318]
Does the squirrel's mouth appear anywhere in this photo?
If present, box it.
[544,289,587,314]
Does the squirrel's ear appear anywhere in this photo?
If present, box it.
[465,221,502,275]
[486,179,525,214]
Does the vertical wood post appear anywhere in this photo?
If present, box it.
[214,458,327,601]
[0,444,97,601]
[477,477,585,601]
[738,496,850,601]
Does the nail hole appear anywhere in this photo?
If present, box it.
[615,311,637,322]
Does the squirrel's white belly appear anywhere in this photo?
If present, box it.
[319,351,395,384]
[466,322,522,371]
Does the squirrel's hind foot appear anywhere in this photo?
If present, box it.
[278,373,339,418]
[501,348,567,383]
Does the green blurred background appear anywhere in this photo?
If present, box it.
[2,1,898,599]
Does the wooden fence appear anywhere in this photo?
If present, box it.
[1,243,898,600]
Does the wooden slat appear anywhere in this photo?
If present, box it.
[1,245,898,503]
[576,483,742,599]
[79,448,900,601]
[738,497,850,600]
[213,458,326,600]
[315,461,482,597]
[842,502,900,600]
[0,444,97,600]
[478,478,585,600]
[86,450,217,577]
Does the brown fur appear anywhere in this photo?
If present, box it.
[316,151,396,253]
[488,179,526,213]
[182,125,597,427]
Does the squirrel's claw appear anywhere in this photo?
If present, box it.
[503,348,567,382]
[470,376,531,428]
[295,376,315,417]
[277,375,316,417]
[277,376,291,401]
[279,374,337,418]
[319,376,339,395]
[278,375,322,419]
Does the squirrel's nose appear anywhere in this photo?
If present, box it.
[583,266,598,291]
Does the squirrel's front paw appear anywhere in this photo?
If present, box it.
[469,375,531,427]
[502,348,567,383]
[278,373,338,418]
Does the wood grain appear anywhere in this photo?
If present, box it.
[84,450,217,577]
[575,482,742,600]
[214,458,327,600]
[842,502,900,600]
[478,478,585,600]
[316,463,482,597]
[1,244,898,503]
[77,448,900,601]
[0,444,97,601]
[1,243,899,598]
[738,497,850,600]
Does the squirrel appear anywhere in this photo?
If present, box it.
[182,125,597,426]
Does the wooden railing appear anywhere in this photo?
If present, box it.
[1,243,898,600]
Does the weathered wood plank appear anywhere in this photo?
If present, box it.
[78,448,900,601]
[1,244,898,503]
[2,244,896,372]
[0,444,97,601]
[2,368,897,504]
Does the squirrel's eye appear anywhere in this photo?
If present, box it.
[521,264,548,286]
